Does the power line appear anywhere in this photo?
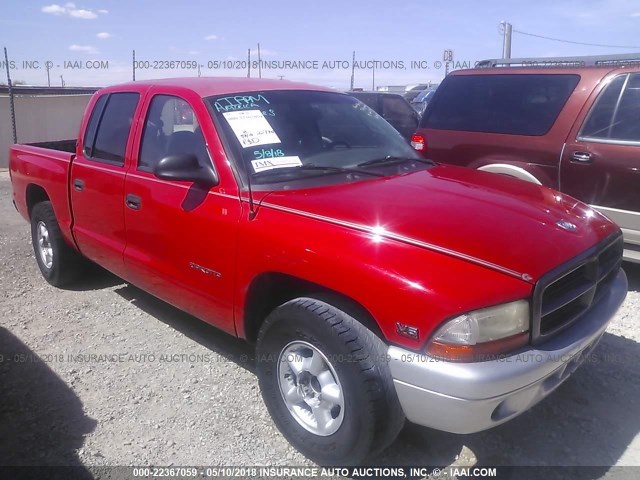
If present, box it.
[513,29,640,49]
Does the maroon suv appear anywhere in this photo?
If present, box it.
[412,64,640,263]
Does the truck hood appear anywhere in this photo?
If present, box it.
[259,165,619,282]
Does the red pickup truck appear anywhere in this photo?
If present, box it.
[9,78,628,465]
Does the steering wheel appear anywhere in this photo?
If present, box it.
[322,137,352,149]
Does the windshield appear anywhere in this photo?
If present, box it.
[206,90,425,188]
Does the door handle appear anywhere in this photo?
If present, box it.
[125,194,142,210]
[571,152,592,163]
[73,179,85,191]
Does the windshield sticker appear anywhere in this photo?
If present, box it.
[222,110,281,148]
[253,147,285,159]
[214,94,270,112]
[251,156,302,173]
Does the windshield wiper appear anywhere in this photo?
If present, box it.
[357,156,434,168]
[256,164,385,178]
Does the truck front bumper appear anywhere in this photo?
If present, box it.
[388,269,628,434]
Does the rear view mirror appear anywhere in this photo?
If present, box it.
[154,154,218,187]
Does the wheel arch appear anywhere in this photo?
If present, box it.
[476,163,542,185]
[26,184,51,218]
[242,272,384,343]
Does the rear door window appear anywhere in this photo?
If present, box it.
[89,92,140,165]
[422,74,580,135]
[83,94,108,158]
[351,93,378,111]
[381,95,415,119]
[580,73,640,143]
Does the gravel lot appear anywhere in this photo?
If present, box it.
[1,169,639,477]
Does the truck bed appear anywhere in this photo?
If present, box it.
[26,139,77,154]
[9,143,76,248]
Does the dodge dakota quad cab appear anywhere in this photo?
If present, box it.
[10,78,628,465]
[411,57,640,263]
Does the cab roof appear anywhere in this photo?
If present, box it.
[103,77,336,98]
[452,65,640,80]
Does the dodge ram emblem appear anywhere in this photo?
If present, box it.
[556,219,577,232]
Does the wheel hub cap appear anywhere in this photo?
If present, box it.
[277,341,345,436]
[36,221,53,269]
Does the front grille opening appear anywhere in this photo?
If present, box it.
[595,260,621,300]
[541,264,593,317]
[599,241,623,279]
[541,290,591,335]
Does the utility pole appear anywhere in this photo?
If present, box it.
[4,47,17,144]
[132,49,136,81]
[501,21,512,59]
[371,65,375,91]
[247,49,251,77]
[46,62,51,87]
[257,43,262,78]
[60,75,65,87]
[350,51,355,90]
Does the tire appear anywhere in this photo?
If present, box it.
[30,201,84,287]
[256,297,405,465]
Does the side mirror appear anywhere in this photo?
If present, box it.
[154,154,218,187]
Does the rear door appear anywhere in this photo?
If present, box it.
[70,91,143,276]
[560,72,640,250]
[122,90,241,334]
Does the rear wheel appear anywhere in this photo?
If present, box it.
[256,297,405,465]
[30,201,85,287]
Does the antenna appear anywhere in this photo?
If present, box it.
[245,164,257,220]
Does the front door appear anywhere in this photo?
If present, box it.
[122,92,241,334]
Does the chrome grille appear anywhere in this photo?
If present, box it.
[532,234,623,342]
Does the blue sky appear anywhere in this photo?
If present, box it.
[2,0,640,88]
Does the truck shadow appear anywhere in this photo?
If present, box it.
[113,284,256,374]
[65,264,125,292]
[0,327,96,478]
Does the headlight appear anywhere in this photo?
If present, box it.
[426,300,530,362]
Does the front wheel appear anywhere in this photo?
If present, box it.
[30,201,85,287]
[256,298,404,465]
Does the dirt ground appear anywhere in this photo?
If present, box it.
[1,170,639,479]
